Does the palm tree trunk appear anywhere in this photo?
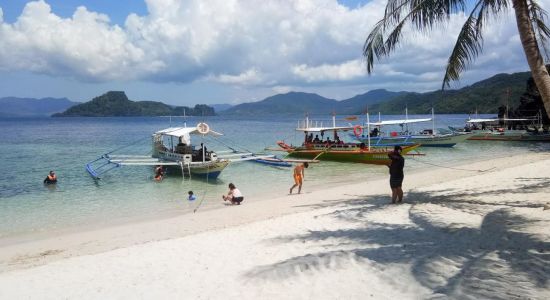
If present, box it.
[512,0,550,120]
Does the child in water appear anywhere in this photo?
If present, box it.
[188,191,197,201]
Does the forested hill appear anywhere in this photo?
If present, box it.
[222,71,532,115]
[53,91,215,117]
[370,71,531,114]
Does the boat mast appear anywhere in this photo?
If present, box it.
[432,107,435,136]
[183,108,187,128]
[332,112,337,139]
[367,111,371,149]
[202,141,205,162]
[539,109,543,130]
[405,106,409,134]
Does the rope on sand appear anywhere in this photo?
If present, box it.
[410,157,497,173]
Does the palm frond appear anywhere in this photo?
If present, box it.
[364,0,469,74]
[528,0,550,61]
[364,21,387,73]
[443,0,492,88]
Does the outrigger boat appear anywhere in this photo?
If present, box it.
[351,109,471,147]
[276,115,420,165]
[464,116,550,142]
[86,122,276,180]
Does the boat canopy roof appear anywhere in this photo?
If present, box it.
[467,118,535,123]
[296,126,355,133]
[368,118,432,126]
[154,127,223,138]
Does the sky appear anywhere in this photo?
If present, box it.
[0,0,547,105]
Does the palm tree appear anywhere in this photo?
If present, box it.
[364,0,550,119]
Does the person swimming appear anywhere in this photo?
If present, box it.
[188,191,197,201]
[154,165,164,181]
[43,170,57,184]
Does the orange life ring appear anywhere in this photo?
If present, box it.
[353,125,363,137]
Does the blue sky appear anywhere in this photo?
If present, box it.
[0,0,148,24]
[0,0,540,105]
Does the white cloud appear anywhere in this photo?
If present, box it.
[208,68,263,85]
[272,85,292,94]
[0,0,546,97]
[292,59,366,82]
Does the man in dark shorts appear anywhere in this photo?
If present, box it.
[387,145,405,203]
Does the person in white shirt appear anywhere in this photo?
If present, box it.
[222,183,244,205]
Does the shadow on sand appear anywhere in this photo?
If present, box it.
[245,177,550,299]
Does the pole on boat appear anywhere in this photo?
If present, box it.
[367,111,371,149]
[539,109,543,131]
[432,107,435,137]
[405,106,409,134]
[332,112,337,139]
[202,138,206,163]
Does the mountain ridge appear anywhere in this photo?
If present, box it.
[0,97,79,117]
[223,71,532,115]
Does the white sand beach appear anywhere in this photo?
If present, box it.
[0,152,549,299]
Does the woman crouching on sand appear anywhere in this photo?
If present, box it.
[222,183,244,205]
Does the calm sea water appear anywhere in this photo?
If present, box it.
[1,114,548,241]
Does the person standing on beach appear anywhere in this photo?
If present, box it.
[387,145,405,203]
[289,162,309,194]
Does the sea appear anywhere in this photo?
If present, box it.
[1,114,548,242]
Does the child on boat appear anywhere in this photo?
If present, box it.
[222,183,244,205]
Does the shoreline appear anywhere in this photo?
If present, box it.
[1,151,548,274]
[0,145,518,243]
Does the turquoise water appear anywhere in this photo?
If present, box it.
[1,115,548,240]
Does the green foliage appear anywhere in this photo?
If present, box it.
[369,72,531,114]
[54,91,215,117]
[364,0,550,91]
[225,71,532,115]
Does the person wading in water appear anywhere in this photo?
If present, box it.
[289,162,309,194]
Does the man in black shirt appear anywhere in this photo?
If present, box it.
[387,145,404,203]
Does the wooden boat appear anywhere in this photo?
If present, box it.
[86,122,274,180]
[244,155,292,167]
[276,115,420,165]
[277,141,420,164]
[464,117,550,142]
[351,109,472,147]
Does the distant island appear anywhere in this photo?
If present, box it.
[53,91,215,117]
[0,97,79,117]
[222,70,533,115]
[2,69,544,119]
